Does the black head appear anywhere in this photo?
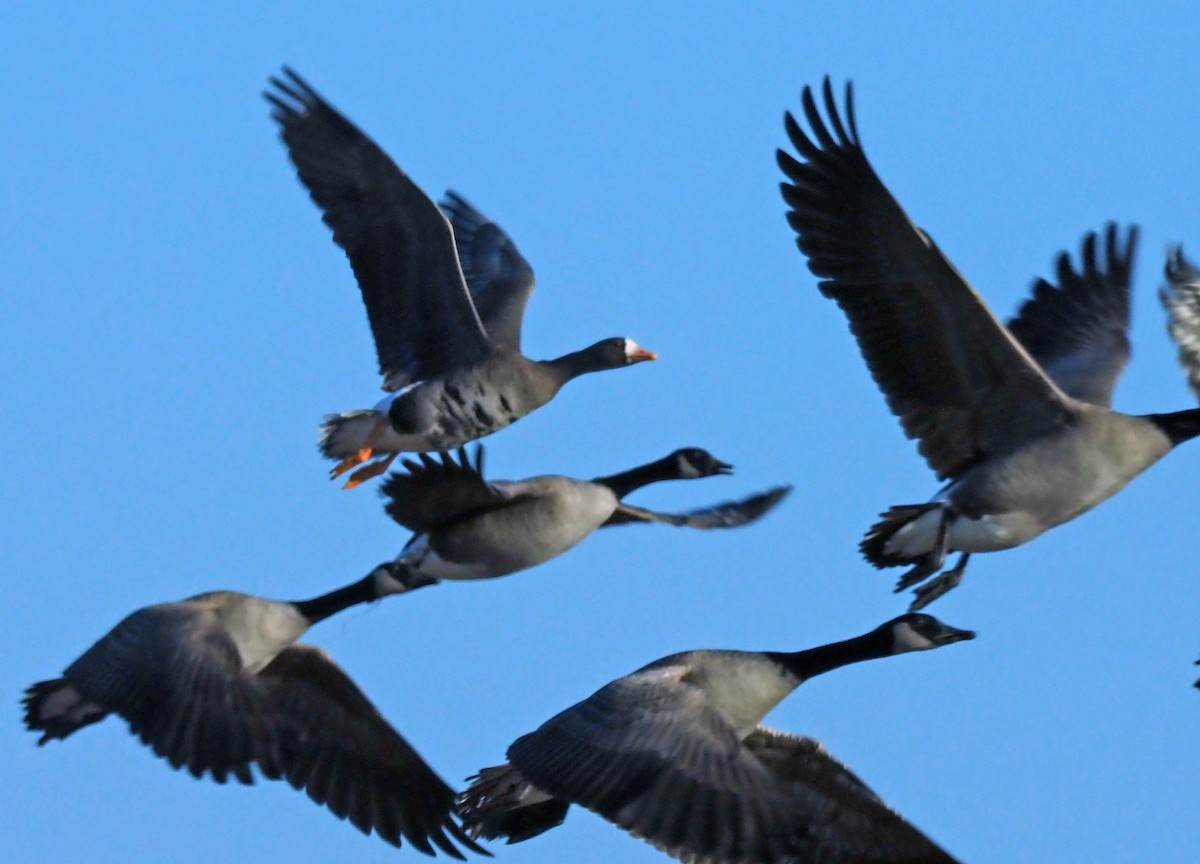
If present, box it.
[668,447,733,479]
[880,613,976,654]
[588,337,658,368]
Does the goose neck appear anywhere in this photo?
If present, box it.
[290,576,380,625]
[1146,407,1200,446]
[767,630,892,680]
[592,455,677,499]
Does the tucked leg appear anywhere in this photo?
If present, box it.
[893,509,951,592]
[342,452,399,489]
[908,552,971,611]
[328,417,388,480]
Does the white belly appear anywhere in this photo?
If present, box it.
[946,511,1036,552]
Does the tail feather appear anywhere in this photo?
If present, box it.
[860,503,943,567]
[457,764,569,844]
[22,678,108,745]
[318,410,386,460]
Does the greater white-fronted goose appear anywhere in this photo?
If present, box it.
[458,613,973,864]
[371,446,790,590]
[266,68,656,488]
[777,79,1200,609]
[1161,246,1200,401]
[23,572,485,857]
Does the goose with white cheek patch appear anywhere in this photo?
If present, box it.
[369,445,791,591]
[22,572,487,858]
[266,68,656,489]
[458,613,973,864]
[777,78,1200,609]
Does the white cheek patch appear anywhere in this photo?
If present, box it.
[891,621,935,652]
[677,458,702,479]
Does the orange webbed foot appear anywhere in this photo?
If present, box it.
[342,452,398,489]
[328,418,388,480]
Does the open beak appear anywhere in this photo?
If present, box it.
[714,460,734,475]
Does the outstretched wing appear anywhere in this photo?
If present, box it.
[505,659,815,864]
[380,447,511,532]
[257,645,487,857]
[778,78,1071,480]
[266,68,492,389]
[60,602,281,784]
[1161,245,1200,402]
[744,727,960,864]
[440,192,536,350]
[602,485,792,528]
[1007,224,1136,407]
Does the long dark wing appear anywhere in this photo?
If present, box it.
[258,645,487,858]
[506,659,820,864]
[1007,224,1136,407]
[266,68,492,389]
[744,728,960,864]
[61,602,282,785]
[440,192,536,350]
[379,447,511,532]
[602,485,792,528]
[1161,245,1200,402]
[777,79,1072,480]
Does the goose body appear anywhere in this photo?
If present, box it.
[23,573,484,857]
[884,408,1176,561]
[458,614,974,864]
[266,68,655,487]
[375,446,791,590]
[777,79,1200,608]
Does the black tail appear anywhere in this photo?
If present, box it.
[859,503,942,567]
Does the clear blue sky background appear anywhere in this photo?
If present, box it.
[4,4,1198,863]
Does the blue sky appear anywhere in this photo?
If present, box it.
[4,4,1198,863]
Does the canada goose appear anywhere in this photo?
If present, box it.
[1161,246,1200,401]
[458,613,973,864]
[777,79,1200,609]
[23,572,485,857]
[266,68,656,488]
[372,445,791,590]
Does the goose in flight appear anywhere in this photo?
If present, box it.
[371,445,791,591]
[458,613,973,864]
[777,79,1200,608]
[23,572,485,857]
[266,67,656,488]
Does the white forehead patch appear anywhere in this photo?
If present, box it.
[623,338,641,359]
[891,621,936,652]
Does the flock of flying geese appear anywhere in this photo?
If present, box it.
[21,70,1200,864]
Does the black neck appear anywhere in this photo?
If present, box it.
[291,575,379,625]
[540,346,612,385]
[593,454,680,499]
[765,628,893,680]
[1145,407,1200,446]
